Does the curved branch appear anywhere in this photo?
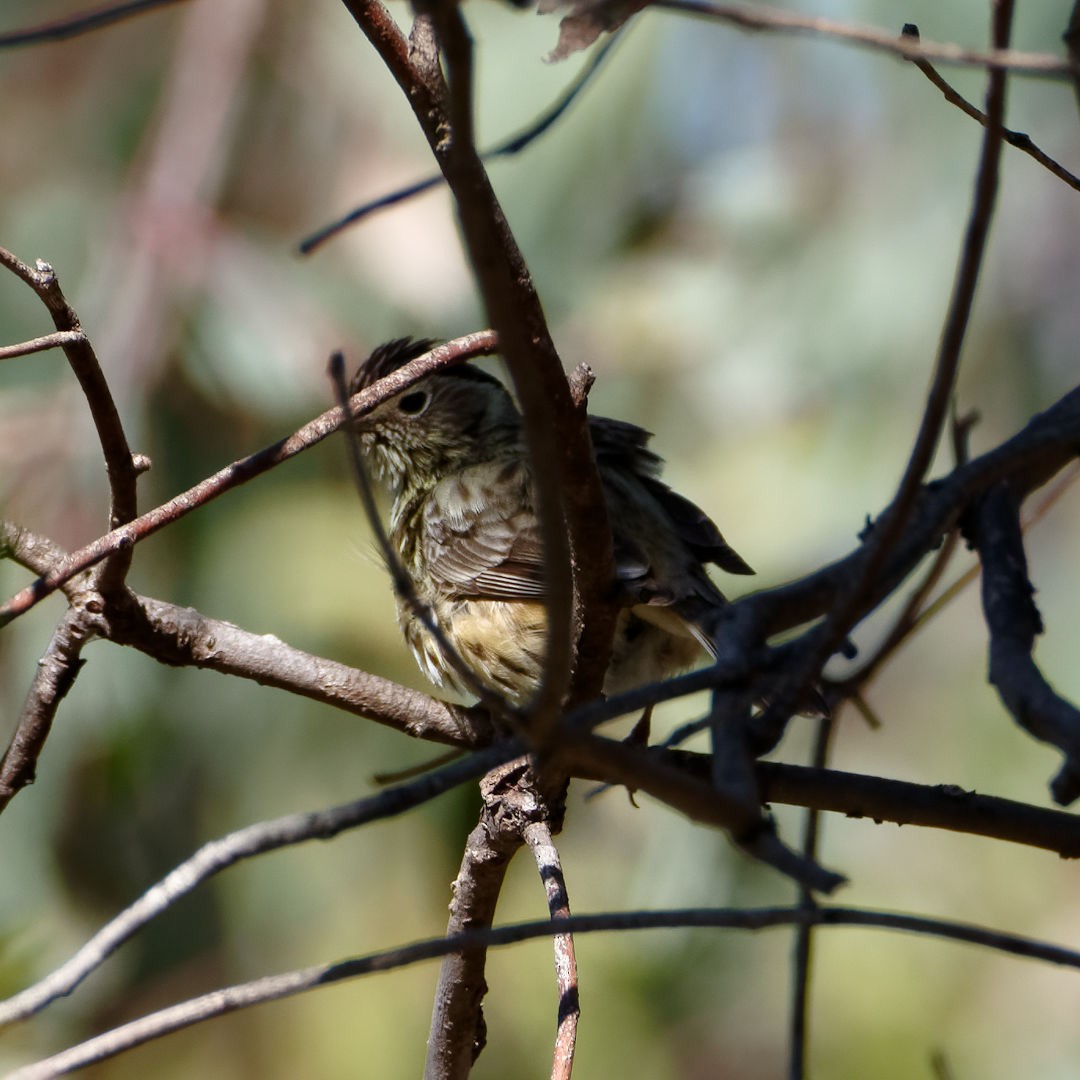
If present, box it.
[0,744,515,1030]
[972,483,1080,804]
[9,904,1079,1079]
[0,0,187,47]
[524,820,579,1080]
[343,1,618,738]
[750,0,1014,738]
[0,247,142,587]
[110,591,493,747]
[652,0,1076,79]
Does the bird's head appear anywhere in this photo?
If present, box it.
[349,338,519,493]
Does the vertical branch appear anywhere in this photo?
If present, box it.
[523,821,579,1080]
[425,760,546,1078]
[786,714,835,1080]
[0,248,142,591]
[1065,1,1080,117]
[425,822,516,1079]
[341,1,618,735]
[752,0,1016,744]
[0,610,95,813]
[972,484,1080,804]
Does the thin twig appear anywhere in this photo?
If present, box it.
[902,24,1080,194]
[524,821,579,1080]
[653,0,1076,79]
[0,744,515,1029]
[0,330,87,361]
[747,0,1016,747]
[298,34,623,253]
[0,0,186,47]
[10,904,1080,1079]
[0,248,141,587]
[787,713,834,1080]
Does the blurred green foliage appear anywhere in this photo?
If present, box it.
[1,0,1079,1077]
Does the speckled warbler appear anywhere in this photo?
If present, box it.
[350,338,754,707]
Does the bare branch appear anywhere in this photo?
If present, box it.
[426,759,534,1079]
[523,821,579,1080]
[903,26,1080,194]
[0,330,86,361]
[0,744,514,1030]
[0,332,498,626]
[344,1,618,737]
[0,610,96,813]
[0,0,186,48]
[652,0,1077,79]
[111,590,493,746]
[972,483,1080,804]
[0,247,141,586]
[750,0,1015,737]
[757,760,1080,858]
[10,904,1080,1079]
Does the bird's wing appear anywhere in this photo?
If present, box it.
[589,415,754,577]
[421,460,547,600]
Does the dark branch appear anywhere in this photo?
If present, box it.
[298,34,622,253]
[902,25,1080,194]
[0,0,186,48]
[971,483,1080,804]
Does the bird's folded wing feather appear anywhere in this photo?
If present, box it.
[421,462,548,600]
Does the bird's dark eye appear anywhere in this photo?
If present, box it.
[398,391,429,416]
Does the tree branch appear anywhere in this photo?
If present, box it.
[971,483,1080,804]
[651,0,1076,79]
[523,820,579,1080]
[0,743,515,1029]
[749,0,1015,745]
[0,332,498,626]
[0,247,142,589]
[0,0,187,48]
[10,904,1080,1079]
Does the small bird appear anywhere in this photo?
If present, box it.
[350,338,754,709]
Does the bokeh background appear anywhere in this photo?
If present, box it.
[1,0,1079,1076]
